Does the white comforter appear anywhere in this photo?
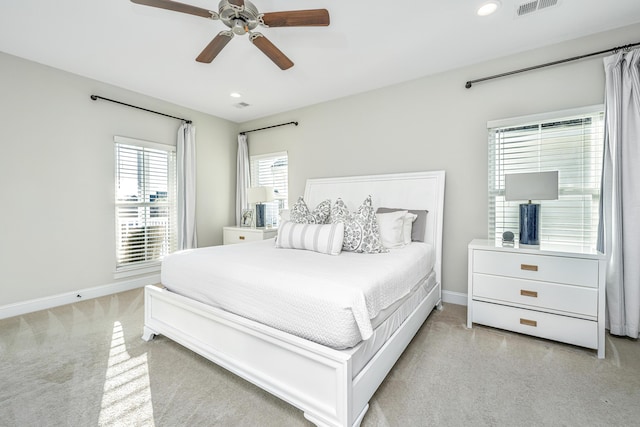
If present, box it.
[161,239,434,349]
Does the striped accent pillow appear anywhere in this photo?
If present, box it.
[275,221,344,255]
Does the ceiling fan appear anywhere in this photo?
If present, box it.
[131,0,330,70]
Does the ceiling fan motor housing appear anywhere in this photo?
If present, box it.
[219,0,260,35]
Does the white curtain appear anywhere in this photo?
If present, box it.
[177,122,197,250]
[236,134,250,226]
[598,48,640,338]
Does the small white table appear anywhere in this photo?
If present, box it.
[467,239,606,358]
[223,226,277,245]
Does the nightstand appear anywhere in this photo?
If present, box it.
[223,226,277,245]
[467,239,606,358]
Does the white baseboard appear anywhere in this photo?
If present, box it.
[442,290,467,306]
[0,274,160,320]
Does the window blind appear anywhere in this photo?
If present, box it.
[250,151,288,227]
[488,106,604,247]
[114,136,177,269]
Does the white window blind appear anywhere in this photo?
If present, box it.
[488,106,604,247]
[114,136,177,269]
[250,151,288,227]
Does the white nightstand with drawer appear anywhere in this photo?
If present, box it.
[467,239,606,358]
[223,226,277,245]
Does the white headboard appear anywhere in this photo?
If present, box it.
[304,171,446,285]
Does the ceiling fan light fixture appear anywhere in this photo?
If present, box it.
[231,18,249,35]
[477,1,501,16]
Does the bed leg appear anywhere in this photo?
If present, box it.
[303,403,368,427]
[141,326,157,341]
[436,301,443,311]
[303,412,330,427]
[351,403,369,427]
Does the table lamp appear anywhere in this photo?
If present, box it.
[247,186,274,228]
[505,171,558,248]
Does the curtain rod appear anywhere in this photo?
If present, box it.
[465,41,640,89]
[240,121,298,135]
[90,95,192,124]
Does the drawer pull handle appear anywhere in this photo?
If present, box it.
[520,289,538,298]
[521,264,538,272]
[520,318,537,327]
[239,236,245,240]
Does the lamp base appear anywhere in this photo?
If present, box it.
[255,203,266,228]
[519,203,540,247]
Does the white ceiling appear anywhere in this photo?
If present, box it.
[1,0,640,123]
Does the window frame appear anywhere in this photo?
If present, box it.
[249,151,288,228]
[487,105,604,248]
[114,136,177,276]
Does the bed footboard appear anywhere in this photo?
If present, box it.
[143,282,441,427]
[144,284,361,427]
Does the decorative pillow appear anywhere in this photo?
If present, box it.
[376,210,408,249]
[402,212,418,245]
[332,196,388,254]
[275,221,344,256]
[290,197,331,224]
[376,207,428,242]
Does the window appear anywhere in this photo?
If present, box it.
[250,151,288,227]
[114,136,177,270]
[488,105,604,247]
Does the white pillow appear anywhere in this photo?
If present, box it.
[376,210,408,249]
[279,209,290,222]
[402,212,418,245]
[275,221,344,255]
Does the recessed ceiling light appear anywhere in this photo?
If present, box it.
[477,1,501,16]
[230,92,242,98]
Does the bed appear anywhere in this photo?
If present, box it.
[142,170,445,427]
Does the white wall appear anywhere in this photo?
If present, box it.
[0,52,238,309]
[2,22,637,311]
[240,23,640,300]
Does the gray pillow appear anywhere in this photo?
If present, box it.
[376,207,428,242]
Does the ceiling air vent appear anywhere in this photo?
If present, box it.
[234,102,250,109]
[538,0,559,10]
[516,0,559,17]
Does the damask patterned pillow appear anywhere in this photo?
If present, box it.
[331,196,388,254]
[289,197,331,224]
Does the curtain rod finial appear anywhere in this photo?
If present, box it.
[465,82,472,89]
[90,94,98,100]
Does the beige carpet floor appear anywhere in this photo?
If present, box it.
[0,288,638,426]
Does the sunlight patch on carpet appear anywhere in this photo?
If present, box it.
[99,321,155,426]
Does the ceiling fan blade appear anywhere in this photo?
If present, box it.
[130,0,215,19]
[261,9,330,27]
[250,34,294,70]
[196,32,234,63]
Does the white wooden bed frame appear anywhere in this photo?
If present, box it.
[142,170,445,427]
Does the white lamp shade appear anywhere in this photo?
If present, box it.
[247,186,275,204]
[505,171,558,201]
